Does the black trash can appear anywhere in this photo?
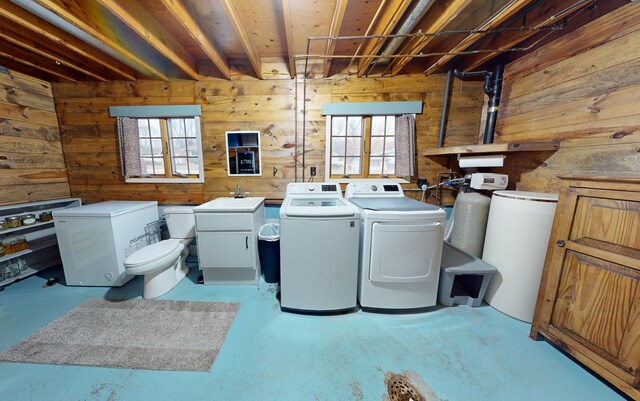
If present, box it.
[258,223,280,283]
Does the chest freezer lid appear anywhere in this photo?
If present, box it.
[349,197,443,212]
[52,201,158,218]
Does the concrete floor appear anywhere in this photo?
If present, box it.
[0,263,627,401]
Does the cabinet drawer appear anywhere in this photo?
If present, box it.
[197,232,254,268]
[195,213,253,231]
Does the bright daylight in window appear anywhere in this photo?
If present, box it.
[134,117,204,183]
[330,115,396,178]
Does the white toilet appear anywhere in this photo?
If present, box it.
[124,206,195,299]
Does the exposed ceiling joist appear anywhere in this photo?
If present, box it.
[159,0,231,80]
[356,0,412,77]
[323,0,350,78]
[281,0,295,78]
[0,42,79,82]
[0,1,137,81]
[35,0,170,80]
[221,0,263,79]
[0,17,108,82]
[461,0,595,71]
[390,0,474,76]
[422,0,533,75]
[95,0,199,80]
[0,57,53,83]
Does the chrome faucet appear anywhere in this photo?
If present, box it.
[233,183,245,198]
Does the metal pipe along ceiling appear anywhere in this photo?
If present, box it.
[10,0,151,75]
[377,0,436,64]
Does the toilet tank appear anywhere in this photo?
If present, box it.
[164,206,196,239]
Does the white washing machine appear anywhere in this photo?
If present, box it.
[279,183,360,314]
[345,182,446,311]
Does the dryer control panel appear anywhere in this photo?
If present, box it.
[345,182,404,198]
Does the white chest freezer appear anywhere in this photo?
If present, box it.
[53,201,159,286]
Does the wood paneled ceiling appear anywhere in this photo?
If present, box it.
[0,0,628,82]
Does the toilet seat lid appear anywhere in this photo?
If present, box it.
[125,239,182,268]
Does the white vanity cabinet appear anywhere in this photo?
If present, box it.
[193,197,265,285]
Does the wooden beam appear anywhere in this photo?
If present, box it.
[356,0,412,77]
[95,0,199,79]
[461,0,596,72]
[422,0,533,75]
[390,0,473,76]
[0,58,54,83]
[221,0,263,79]
[35,0,170,80]
[0,42,79,82]
[159,0,230,80]
[0,17,108,82]
[323,0,350,78]
[0,1,137,81]
[281,0,295,78]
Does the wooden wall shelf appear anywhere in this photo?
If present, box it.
[423,141,559,156]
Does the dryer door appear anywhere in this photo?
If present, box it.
[369,221,443,283]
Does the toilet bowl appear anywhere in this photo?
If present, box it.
[124,206,195,299]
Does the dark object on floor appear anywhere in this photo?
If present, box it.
[43,277,60,288]
[0,298,239,371]
[197,274,204,284]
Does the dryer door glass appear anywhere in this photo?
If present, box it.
[369,221,443,283]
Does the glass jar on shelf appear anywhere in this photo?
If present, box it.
[21,214,36,226]
[5,216,21,229]
[1,235,29,254]
[39,211,53,222]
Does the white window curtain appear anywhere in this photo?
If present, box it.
[116,117,142,178]
[395,114,416,177]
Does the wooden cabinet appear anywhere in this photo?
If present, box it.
[531,176,640,400]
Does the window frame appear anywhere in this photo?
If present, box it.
[324,114,408,184]
[126,115,205,184]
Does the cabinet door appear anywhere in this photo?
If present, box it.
[197,232,254,268]
[551,251,639,369]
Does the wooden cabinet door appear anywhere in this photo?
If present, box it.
[551,251,639,373]
[534,183,640,387]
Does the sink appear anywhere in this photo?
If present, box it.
[193,197,265,212]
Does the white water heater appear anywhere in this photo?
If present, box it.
[482,191,558,322]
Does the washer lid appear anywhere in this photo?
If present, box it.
[493,191,559,202]
[125,239,182,268]
[349,197,442,212]
[283,197,356,217]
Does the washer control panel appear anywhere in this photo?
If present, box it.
[286,183,342,196]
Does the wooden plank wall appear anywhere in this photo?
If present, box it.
[494,3,640,193]
[0,70,70,206]
[52,65,483,204]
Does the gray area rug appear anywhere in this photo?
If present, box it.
[0,298,239,371]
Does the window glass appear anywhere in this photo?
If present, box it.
[328,114,399,179]
[125,116,202,182]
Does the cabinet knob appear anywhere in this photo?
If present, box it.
[556,240,565,247]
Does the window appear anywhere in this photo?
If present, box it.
[137,117,201,178]
[322,101,421,182]
[328,115,397,179]
[110,105,204,183]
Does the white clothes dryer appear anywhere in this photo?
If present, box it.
[345,182,445,312]
[279,183,360,314]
